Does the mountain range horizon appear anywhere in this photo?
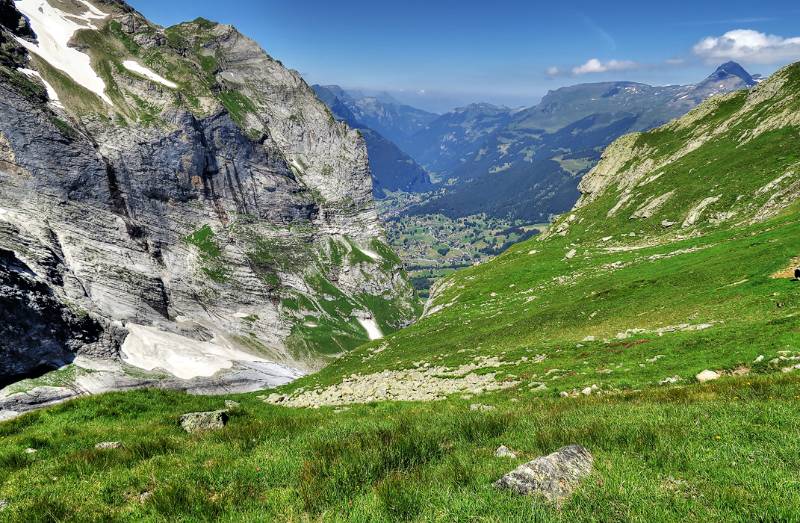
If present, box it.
[320,60,762,115]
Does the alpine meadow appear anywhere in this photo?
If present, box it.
[1,0,800,521]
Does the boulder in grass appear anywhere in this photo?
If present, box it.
[495,445,517,459]
[95,441,123,450]
[179,410,228,433]
[224,400,241,411]
[696,370,720,383]
[494,445,593,503]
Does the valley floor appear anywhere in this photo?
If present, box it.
[382,211,545,298]
[0,373,799,521]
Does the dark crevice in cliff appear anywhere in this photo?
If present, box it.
[101,156,151,249]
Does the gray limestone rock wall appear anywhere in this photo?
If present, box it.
[0,0,418,405]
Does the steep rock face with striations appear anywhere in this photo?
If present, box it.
[313,84,434,198]
[0,0,418,415]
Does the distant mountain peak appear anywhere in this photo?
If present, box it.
[706,61,756,86]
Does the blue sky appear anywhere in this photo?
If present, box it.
[132,0,800,112]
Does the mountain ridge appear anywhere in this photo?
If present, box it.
[402,61,758,221]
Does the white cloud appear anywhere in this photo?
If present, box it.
[693,29,800,64]
[571,58,639,75]
[546,66,561,77]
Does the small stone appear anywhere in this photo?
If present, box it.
[470,403,495,412]
[565,249,577,259]
[661,220,677,228]
[265,393,287,404]
[24,448,37,454]
[754,355,765,364]
[495,445,517,459]
[659,376,682,385]
[0,499,7,511]
[179,410,229,433]
[138,491,153,503]
[224,400,241,411]
[581,387,593,396]
[95,441,122,450]
[559,391,569,398]
[494,445,594,502]
[696,370,720,383]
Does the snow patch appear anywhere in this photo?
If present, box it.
[356,317,383,340]
[17,67,63,108]
[14,0,113,105]
[122,60,178,88]
[121,323,298,380]
[357,245,381,260]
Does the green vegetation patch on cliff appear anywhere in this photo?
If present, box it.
[184,224,229,283]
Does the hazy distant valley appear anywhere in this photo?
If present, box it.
[316,62,758,292]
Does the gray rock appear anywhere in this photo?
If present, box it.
[224,400,241,411]
[696,370,720,383]
[24,447,36,454]
[470,403,495,412]
[94,441,123,450]
[179,410,229,433]
[494,445,594,502]
[0,499,7,511]
[495,445,517,459]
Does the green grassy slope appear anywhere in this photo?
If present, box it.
[2,63,800,521]
[1,376,799,520]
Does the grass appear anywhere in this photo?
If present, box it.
[1,374,799,520]
[219,90,257,125]
[184,225,229,283]
[30,55,106,116]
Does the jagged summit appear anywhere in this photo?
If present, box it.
[707,61,756,86]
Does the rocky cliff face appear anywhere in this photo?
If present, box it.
[0,0,418,415]
[312,84,434,197]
